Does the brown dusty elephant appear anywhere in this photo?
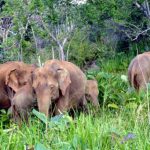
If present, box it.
[32,59,87,117]
[11,81,36,122]
[85,80,99,106]
[0,61,36,110]
[128,52,150,91]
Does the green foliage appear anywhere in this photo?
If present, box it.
[0,0,149,65]
[0,108,150,149]
[35,143,47,150]
[82,0,145,25]
[33,109,73,130]
[68,27,117,67]
[68,29,96,67]
[101,52,131,73]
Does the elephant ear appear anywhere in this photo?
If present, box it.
[57,68,71,96]
[5,69,20,92]
[32,72,38,89]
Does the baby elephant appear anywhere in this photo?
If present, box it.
[128,52,150,91]
[11,83,36,122]
[85,80,99,106]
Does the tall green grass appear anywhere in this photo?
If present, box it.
[0,107,150,149]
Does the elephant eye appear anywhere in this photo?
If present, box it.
[49,84,54,89]
[23,81,27,85]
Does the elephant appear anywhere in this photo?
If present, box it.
[85,80,99,106]
[11,81,36,122]
[128,52,150,91]
[32,59,87,117]
[0,61,36,110]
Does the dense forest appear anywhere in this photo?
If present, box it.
[1,0,150,149]
[1,0,150,66]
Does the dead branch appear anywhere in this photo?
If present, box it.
[123,27,150,41]
[39,15,75,60]
[134,0,150,18]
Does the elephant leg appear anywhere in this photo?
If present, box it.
[54,97,69,115]
[135,75,148,91]
[79,95,88,113]
[69,95,88,117]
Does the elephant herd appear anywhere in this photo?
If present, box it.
[0,59,99,122]
[0,51,150,123]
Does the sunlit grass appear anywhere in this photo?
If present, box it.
[0,105,150,149]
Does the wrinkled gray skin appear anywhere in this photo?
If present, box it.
[32,59,87,117]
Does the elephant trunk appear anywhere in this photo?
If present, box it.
[92,96,99,107]
[37,93,51,117]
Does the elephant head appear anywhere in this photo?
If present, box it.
[5,63,36,93]
[32,61,71,116]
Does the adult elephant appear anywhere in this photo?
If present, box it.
[32,59,87,117]
[128,51,150,91]
[0,61,36,109]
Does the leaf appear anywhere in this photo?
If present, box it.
[127,87,135,93]
[126,102,137,109]
[87,74,95,80]
[32,109,47,124]
[49,114,73,129]
[121,75,128,82]
[108,103,119,109]
[32,109,73,129]
[147,83,150,90]
[128,97,137,101]
[35,143,47,150]
[3,127,16,133]
[0,109,7,114]
[72,135,78,148]
[0,45,3,48]
[50,114,64,122]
